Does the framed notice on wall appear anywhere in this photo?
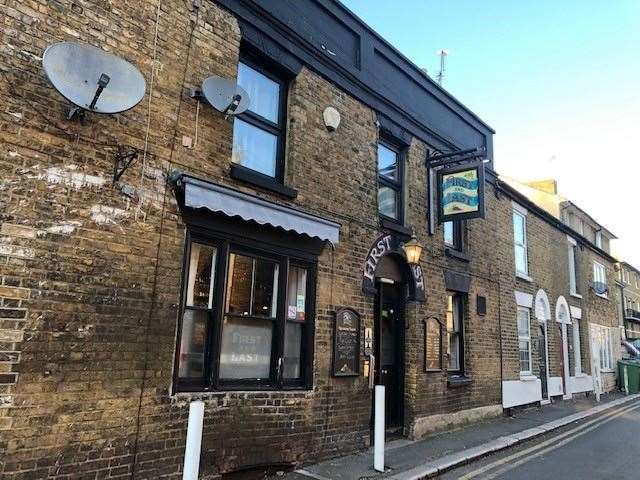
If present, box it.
[332,308,360,377]
[437,162,485,223]
[424,317,443,372]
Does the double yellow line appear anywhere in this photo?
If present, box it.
[457,400,640,480]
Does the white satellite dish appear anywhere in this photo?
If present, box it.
[198,75,250,116]
[42,41,146,119]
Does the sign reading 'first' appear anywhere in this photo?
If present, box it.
[437,162,485,223]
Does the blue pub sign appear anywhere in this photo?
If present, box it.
[437,161,486,223]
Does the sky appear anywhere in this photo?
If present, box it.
[342,0,640,266]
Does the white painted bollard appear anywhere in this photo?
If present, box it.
[183,400,205,480]
[374,385,385,472]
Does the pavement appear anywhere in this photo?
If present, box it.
[281,392,640,480]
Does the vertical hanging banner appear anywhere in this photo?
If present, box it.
[437,161,485,223]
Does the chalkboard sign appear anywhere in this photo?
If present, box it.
[332,308,360,377]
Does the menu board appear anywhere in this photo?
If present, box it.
[332,308,360,377]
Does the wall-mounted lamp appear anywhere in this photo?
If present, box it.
[402,231,424,265]
[323,106,341,132]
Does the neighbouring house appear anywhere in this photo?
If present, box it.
[499,177,621,403]
[615,261,640,342]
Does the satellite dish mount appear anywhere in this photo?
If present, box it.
[67,73,112,121]
[113,146,139,184]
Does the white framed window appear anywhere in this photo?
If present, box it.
[513,209,528,277]
[595,325,613,371]
[595,230,602,249]
[568,239,579,296]
[517,306,532,375]
[593,261,607,297]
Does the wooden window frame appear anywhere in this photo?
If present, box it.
[446,293,465,375]
[173,231,316,393]
[444,220,465,251]
[377,138,405,225]
[513,210,529,277]
[232,52,289,185]
[517,306,532,376]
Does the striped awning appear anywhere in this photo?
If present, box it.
[175,174,340,244]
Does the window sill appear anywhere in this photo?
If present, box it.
[380,218,412,239]
[173,386,312,396]
[570,292,583,299]
[575,373,588,378]
[516,272,533,283]
[520,374,538,382]
[230,163,298,199]
[594,292,609,300]
[445,248,470,263]
[447,375,472,388]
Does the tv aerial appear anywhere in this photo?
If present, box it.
[191,75,250,118]
[42,41,146,121]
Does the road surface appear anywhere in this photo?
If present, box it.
[441,398,640,480]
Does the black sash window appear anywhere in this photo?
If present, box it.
[174,233,315,392]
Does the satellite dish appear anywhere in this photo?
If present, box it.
[42,42,146,118]
[199,75,250,116]
[593,281,608,295]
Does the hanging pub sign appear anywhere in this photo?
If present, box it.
[332,308,361,377]
[437,161,485,223]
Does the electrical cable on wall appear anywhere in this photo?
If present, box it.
[129,3,200,478]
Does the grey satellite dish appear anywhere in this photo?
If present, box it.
[198,75,250,116]
[42,41,146,119]
[592,281,608,295]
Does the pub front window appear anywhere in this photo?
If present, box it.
[174,236,315,391]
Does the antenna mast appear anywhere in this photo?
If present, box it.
[436,49,448,86]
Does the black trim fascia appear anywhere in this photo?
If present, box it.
[215,0,494,159]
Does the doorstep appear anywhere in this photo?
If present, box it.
[284,392,639,480]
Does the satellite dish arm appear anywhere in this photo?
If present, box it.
[88,73,111,110]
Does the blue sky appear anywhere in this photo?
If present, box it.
[343,0,640,266]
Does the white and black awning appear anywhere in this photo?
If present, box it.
[173,173,340,244]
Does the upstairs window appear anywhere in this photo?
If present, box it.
[593,261,607,297]
[377,141,404,223]
[513,209,529,277]
[568,241,579,296]
[595,230,603,249]
[444,221,464,251]
[232,57,287,180]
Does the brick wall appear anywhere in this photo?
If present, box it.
[0,0,621,478]
[0,1,505,477]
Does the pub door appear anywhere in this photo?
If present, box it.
[374,280,405,429]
